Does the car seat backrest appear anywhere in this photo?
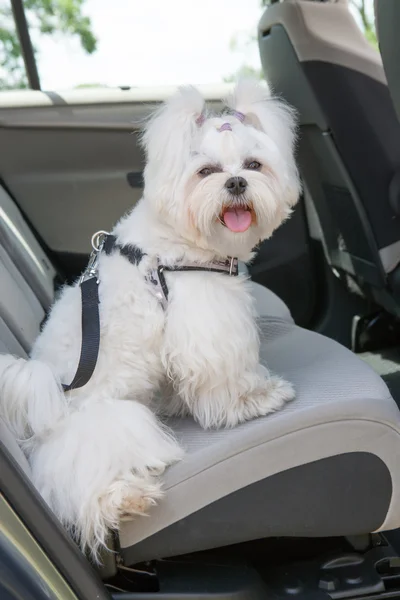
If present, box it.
[0,185,56,354]
[0,243,44,353]
[375,1,400,123]
[0,189,56,475]
[262,0,383,84]
[0,185,56,309]
[259,0,400,313]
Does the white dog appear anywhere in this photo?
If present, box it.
[0,79,300,560]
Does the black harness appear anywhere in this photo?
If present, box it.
[62,232,239,392]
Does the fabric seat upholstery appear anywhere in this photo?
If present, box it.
[251,282,293,323]
[119,317,400,563]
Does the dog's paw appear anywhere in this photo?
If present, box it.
[119,480,163,521]
[259,375,295,409]
[231,375,294,427]
[192,373,295,429]
[99,474,163,525]
[72,474,163,562]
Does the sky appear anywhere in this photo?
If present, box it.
[24,0,373,92]
[36,0,264,91]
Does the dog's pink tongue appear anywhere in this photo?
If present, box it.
[223,208,252,232]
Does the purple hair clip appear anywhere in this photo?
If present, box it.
[218,122,232,132]
[232,110,245,123]
[196,112,206,126]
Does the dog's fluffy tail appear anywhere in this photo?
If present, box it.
[30,399,183,562]
[0,354,67,440]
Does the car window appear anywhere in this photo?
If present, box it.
[1,0,263,91]
[1,0,377,92]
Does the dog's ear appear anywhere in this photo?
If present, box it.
[226,78,300,209]
[225,78,298,155]
[141,86,206,166]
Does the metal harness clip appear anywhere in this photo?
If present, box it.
[79,230,110,285]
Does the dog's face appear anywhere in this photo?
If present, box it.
[142,80,300,259]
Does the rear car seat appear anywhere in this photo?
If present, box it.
[258,0,400,317]
[0,185,56,355]
[375,1,400,122]
[1,185,400,565]
[239,261,293,322]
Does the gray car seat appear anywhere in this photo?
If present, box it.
[374,2,400,264]
[1,184,400,568]
[375,1,400,125]
[258,0,400,317]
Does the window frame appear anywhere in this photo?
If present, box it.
[10,0,41,89]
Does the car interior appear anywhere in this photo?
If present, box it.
[3,0,400,599]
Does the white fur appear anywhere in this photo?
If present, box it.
[0,79,300,560]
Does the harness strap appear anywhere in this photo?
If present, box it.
[61,234,146,392]
[62,233,238,392]
[157,257,238,301]
[62,277,100,392]
[103,234,146,265]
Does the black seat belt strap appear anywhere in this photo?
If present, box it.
[62,276,100,392]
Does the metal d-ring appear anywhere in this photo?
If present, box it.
[91,230,110,252]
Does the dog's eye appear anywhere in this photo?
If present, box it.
[245,161,261,170]
[199,167,213,177]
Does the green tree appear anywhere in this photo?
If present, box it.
[349,0,377,49]
[224,65,262,83]
[0,0,97,90]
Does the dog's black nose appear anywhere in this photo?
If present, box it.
[225,176,248,195]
